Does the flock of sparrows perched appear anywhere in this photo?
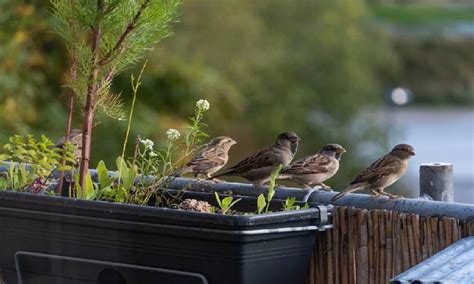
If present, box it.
[57,130,415,201]
[175,131,415,201]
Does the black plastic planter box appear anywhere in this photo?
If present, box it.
[0,187,331,284]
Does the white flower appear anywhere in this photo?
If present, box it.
[139,138,154,150]
[196,99,210,111]
[149,151,158,157]
[166,128,181,140]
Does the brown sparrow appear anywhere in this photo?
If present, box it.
[174,136,236,179]
[279,144,346,191]
[212,131,300,186]
[55,128,83,160]
[332,144,415,201]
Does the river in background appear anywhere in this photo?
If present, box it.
[385,107,474,203]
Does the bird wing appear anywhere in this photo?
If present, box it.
[187,146,227,169]
[282,154,333,175]
[350,154,400,185]
[221,145,282,175]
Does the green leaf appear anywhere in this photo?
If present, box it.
[75,171,95,200]
[84,171,95,200]
[18,164,28,186]
[8,162,15,190]
[222,196,233,208]
[257,194,266,214]
[56,165,73,172]
[214,191,222,208]
[97,160,113,189]
[0,154,11,161]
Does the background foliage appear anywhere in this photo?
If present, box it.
[0,0,472,190]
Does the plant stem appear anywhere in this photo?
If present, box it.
[118,60,147,183]
[58,54,77,196]
[120,60,148,161]
[78,0,104,193]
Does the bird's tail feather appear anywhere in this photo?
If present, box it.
[210,171,229,179]
[331,185,363,201]
[276,174,290,180]
[172,167,191,177]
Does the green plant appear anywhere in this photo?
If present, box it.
[126,98,211,207]
[0,134,77,192]
[282,197,309,211]
[71,97,210,206]
[214,192,241,215]
[256,164,283,214]
[51,0,181,191]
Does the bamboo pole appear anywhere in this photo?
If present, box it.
[347,208,356,284]
[340,207,348,284]
[393,211,401,275]
[439,217,445,250]
[421,218,428,260]
[431,217,439,253]
[407,215,416,266]
[334,207,340,284]
[356,209,368,284]
[411,215,422,263]
[327,228,334,284]
[385,211,393,281]
[400,214,410,271]
[367,211,374,284]
[373,211,380,284]
[378,210,385,284]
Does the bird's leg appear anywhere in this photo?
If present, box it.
[379,190,400,199]
[207,173,224,183]
[294,180,310,190]
[194,173,202,182]
[317,183,333,192]
[302,184,312,190]
[370,189,380,198]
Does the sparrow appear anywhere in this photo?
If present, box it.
[212,131,300,186]
[332,144,415,201]
[55,128,83,160]
[174,136,237,179]
[279,144,346,191]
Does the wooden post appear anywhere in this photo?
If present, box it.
[419,163,454,202]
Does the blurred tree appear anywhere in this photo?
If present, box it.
[141,0,396,187]
[390,37,474,105]
[0,2,67,136]
[1,0,399,189]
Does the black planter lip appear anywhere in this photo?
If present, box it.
[0,189,322,227]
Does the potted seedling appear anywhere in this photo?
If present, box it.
[0,1,332,283]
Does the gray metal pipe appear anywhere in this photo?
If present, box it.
[1,162,473,221]
[168,178,474,221]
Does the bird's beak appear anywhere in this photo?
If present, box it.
[339,147,347,153]
[410,151,415,156]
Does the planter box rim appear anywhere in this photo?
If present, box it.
[0,190,323,227]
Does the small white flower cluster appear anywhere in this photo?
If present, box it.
[166,128,181,140]
[139,137,154,150]
[196,99,210,112]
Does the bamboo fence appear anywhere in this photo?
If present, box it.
[306,206,474,284]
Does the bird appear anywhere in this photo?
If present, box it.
[331,144,415,201]
[55,128,83,161]
[174,136,237,180]
[212,131,301,186]
[279,143,346,191]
